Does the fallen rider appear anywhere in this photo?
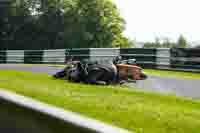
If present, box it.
[53,60,118,85]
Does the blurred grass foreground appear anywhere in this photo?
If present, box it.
[0,70,200,133]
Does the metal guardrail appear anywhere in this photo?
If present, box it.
[0,48,200,72]
[0,89,132,133]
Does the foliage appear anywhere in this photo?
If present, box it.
[175,35,190,48]
[143,35,190,48]
[61,0,125,48]
[112,35,134,48]
[162,37,176,48]
[1,0,126,49]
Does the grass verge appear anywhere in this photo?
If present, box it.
[0,70,200,133]
[144,69,200,80]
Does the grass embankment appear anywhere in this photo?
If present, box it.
[0,70,200,133]
[144,69,200,80]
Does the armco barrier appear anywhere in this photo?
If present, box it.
[170,48,200,69]
[24,50,44,64]
[0,89,132,133]
[43,49,66,64]
[6,50,24,63]
[0,50,6,63]
[68,48,90,61]
[156,48,171,69]
[0,48,200,72]
[120,48,156,68]
[90,48,120,62]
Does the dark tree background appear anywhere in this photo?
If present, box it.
[0,0,132,50]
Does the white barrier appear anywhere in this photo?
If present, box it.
[0,89,132,133]
[6,50,24,63]
[90,48,120,62]
[156,49,171,69]
[43,49,66,63]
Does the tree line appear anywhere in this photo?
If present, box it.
[143,35,191,48]
[0,0,133,50]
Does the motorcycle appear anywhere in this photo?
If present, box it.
[53,57,147,85]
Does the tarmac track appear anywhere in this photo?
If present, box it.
[0,64,200,99]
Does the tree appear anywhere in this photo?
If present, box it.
[143,36,189,48]
[143,37,162,48]
[112,35,134,48]
[3,0,126,49]
[62,0,125,48]
[126,38,136,48]
[162,37,176,48]
[175,35,190,48]
[0,1,12,49]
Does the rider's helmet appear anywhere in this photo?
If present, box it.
[113,56,122,64]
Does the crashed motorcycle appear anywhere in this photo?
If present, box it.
[53,57,147,85]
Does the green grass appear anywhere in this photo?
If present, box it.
[0,70,200,133]
[144,69,200,80]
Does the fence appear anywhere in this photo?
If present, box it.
[0,48,200,72]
